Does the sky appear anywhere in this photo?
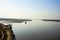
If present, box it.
[0,0,60,19]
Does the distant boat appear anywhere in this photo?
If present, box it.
[41,19,60,22]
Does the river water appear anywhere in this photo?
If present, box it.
[12,20,60,40]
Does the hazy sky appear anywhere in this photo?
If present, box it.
[0,0,60,19]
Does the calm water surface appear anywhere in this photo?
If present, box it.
[12,20,60,40]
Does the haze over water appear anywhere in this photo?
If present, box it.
[12,20,60,40]
[0,0,60,40]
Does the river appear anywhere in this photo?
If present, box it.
[12,20,60,40]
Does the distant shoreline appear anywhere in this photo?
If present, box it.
[41,19,60,22]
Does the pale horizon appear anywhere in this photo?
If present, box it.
[0,0,60,19]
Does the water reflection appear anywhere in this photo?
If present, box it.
[12,20,60,40]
